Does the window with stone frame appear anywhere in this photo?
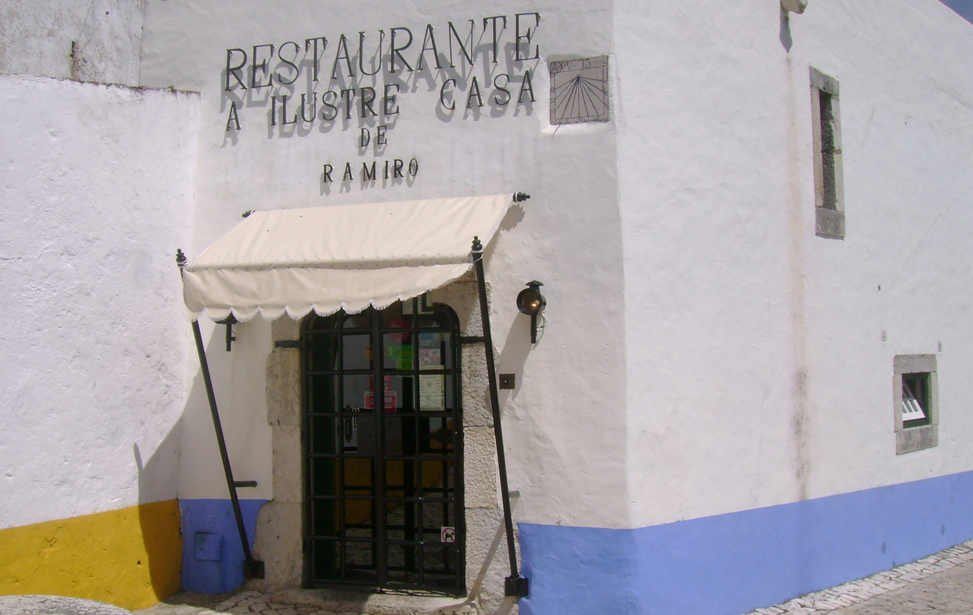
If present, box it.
[811,67,845,239]
[893,354,938,455]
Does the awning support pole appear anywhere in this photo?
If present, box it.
[471,237,529,598]
[177,250,264,581]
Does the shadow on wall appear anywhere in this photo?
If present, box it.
[498,314,533,409]
[133,425,184,604]
[0,422,183,610]
[779,7,794,52]
[223,33,538,144]
[495,203,534,405]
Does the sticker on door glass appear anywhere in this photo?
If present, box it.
[387,344,413,370]
[420,374,445,411]
[365,376,397,412]
[419,348,441,370]
[389,317,410,343]
[441,526,456,543]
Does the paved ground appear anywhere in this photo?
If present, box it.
[130,539,973,615]
[0,595,131,615]
[134,588,474,615]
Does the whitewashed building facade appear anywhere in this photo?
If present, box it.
[3,1,973,614]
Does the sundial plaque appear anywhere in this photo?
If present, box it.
[549,55,610,124]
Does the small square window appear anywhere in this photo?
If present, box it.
[810,67,845,239]
[893,354,938,455]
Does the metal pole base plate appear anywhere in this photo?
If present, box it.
[244,560,265,580]
[504,576,529,597]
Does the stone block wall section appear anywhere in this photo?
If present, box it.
[430,277,519,615]
[252,274,520,615]
[253,315,304,590]
[0,0,145,85]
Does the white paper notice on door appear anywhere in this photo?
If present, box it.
[420,374,445,411]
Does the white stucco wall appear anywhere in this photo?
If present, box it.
[616,0,973,528]
[0,74,199,528]
[133,0,973,539]
[139,0,632,528]
[177,317,275,501]
[0,0,144,85]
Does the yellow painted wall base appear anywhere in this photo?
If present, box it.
[0,500,182,610]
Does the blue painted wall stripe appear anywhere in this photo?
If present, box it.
[519,470,973,615]
[940,0,973,25]
[180,499,267,594]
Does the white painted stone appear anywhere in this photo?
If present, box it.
[178,314,274,502]
[0,0,144,85]
[266,351,301,428]
[616,0,973,527]
[460,347,493,430]
[430,280,492,429]
[464,507,518,615]
[463,427,501,511]
[9,0,973,572]
[22,0,965,609]
[251,326,305,590]
[269,427,301,504]
[140,0,631,531]
[0,74,198,528]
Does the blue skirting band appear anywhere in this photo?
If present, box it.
[179,498,267,594]
[519,470,973,615]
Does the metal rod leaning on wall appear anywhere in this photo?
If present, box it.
[471,237,529,598]
[177,249,265,580]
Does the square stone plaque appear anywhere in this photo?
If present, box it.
[549,55,610,124]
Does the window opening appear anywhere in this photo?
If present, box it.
[818,91,837,210]
[901,373,929,426]
[811,67,845,239]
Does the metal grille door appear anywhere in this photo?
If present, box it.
[304,299,464,594]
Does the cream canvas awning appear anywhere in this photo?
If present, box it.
[182,194,513,321]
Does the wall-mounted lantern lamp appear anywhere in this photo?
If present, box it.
[516,281,546,344]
